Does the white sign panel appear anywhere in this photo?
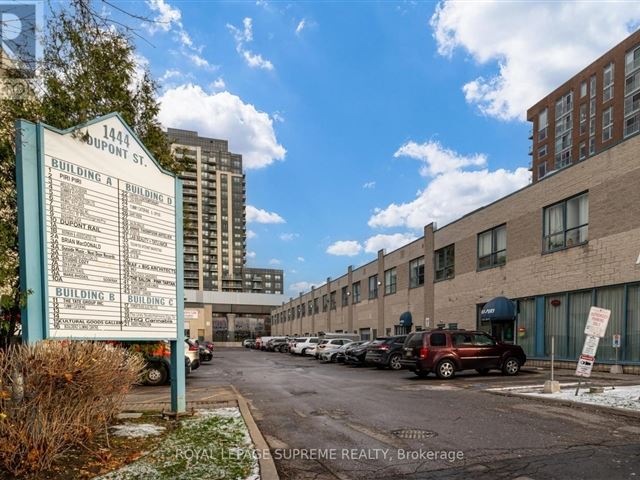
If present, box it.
[575,354,595,378]
[581,335,600,357]
[584,306,611,338]
[184,309,200,320]
[42,115,178,339]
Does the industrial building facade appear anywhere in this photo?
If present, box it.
[272,32,640,368]
[272,133,640,365]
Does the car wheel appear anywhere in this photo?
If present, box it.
[415,370,430,378]
[145,364,168,386]
[301,348,307,356]
[476,368,490,375]
[388,354,402,371]
[436,359,456,379]
[502,357,520,376]
[330,354,337,363]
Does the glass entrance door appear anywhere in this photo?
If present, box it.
[491,321,515,344]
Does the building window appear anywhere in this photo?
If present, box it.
[314,298,319,314]
[308,301,313,316]
[543,192,589,252]
[330,291,336,310]
[579,103,587,135]
[538,144,548,158]
[477,225,506,270]
[434,244,455,281]
[538,161,547,179]
[301,304,305,317]
[341,286,349,307]
[368,275,378,299]
[538,108,548,141]
[603,63,614,102]
[384,268,397,295]
[627,45,640,74]
[590,74,596,98]
[322,294,328,312]
[589,136,596,155]
[579,141,587,160]
[580,81,587,98]
[352,282,361,303]
[602,106,613,142]
[409,256,425,288]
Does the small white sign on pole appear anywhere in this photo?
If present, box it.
[576,355,595,378]
[584,306,611,338]
[581,335,600,357]
[613,334,621,348]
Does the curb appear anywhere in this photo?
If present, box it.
[231,385,280,480]
[486,388,640,420]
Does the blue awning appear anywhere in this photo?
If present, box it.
[480,296,516,322]
[399,311,412,326]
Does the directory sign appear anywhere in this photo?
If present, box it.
[19,113,182,340]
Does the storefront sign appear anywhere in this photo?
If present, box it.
[584,306,611,338]
[184,309,200,320]
[17,113,183,341]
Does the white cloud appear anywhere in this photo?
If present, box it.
[158,84,286,169]
[364,233,418,254]
[326,240,362,257]
[160,69,181,81]
[394,140,486,176]
[430,1,640,120]
[246,251,256,259]
[227,17,274,70]
[146,0,181,33]
[272,112,285,123]
[280,233,299,241]
[289,269,298,274]
[369,167,530,230]
[289,281,323,293]
[297,256,305,262]
[211,77,226,90]
[246,205,285,224]
[269,258,282,265]
[145,0,214,68]
[247,229,257,239]
[295,19,306,35]
[362,181,376,189]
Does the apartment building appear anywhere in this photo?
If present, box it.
[167,128,285,341]
[167,127,283,294]
[273,32,640,369]
[527,29,640,182]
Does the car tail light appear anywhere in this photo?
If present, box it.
[378,345,389,351]
[188,343,198,351]
[419,347,429,359]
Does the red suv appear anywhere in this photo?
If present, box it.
[400,329,526,379]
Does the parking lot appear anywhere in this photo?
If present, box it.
[170,347,640,479]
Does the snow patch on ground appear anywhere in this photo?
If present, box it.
[111,423,166,438]
[517,385,640,412]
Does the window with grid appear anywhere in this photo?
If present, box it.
[384,268,397,295]
[543,192,589,252]
[409,256,425,288]
[341,286,349,307]
[330,291,336,310]
[477,225,507,270]
[368,275,378,299]
[435,244,455,281]
[603,63,614,102]
[603,106,613,142]
[352,281,361,303]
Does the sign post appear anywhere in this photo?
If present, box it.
[16,113,185,413]
[575,306,611,395]
[611,334,623,374]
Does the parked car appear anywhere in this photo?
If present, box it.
[319,341,355,362]
[266,337,288,352]
[344,340,372,365]
[315,338,353,359]
[271,337,290,352]
[256,336,275,351]
[365,335,407,370]
[125,341,192,386]
[185,340,200,371]
[243,339,256,348]
[203,341,215,352]
[334,341,366,363]
[199,345,213,362]
[290,337,320,355]
[400,329,527,379]
[287,337,305,354]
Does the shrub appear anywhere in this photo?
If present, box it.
[0,340,144,476]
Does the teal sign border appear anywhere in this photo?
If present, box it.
[16,112,186,412]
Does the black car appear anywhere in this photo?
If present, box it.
[365,336,407,370]
[344,340,372,365]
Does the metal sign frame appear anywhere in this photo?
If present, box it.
[16,113,186,412]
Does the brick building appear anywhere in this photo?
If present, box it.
[272,32,640,368]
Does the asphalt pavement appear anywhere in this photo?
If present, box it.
[177,348,640,479]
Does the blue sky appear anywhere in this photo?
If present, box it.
[115,0,640,295]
